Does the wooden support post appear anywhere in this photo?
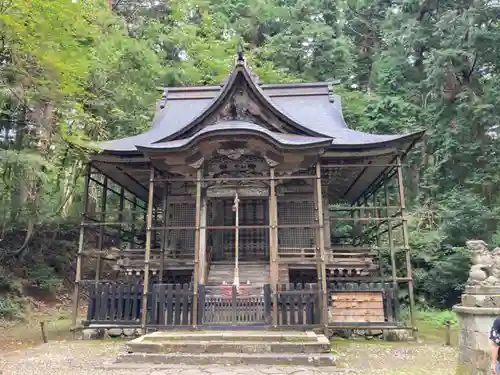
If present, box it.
[373,194,385,282]
[350,207,356,246]
[96,175,108,281]
[140,167,155,333]
[323,192,331,251]
[117,187,125,248]
[315,163,328,327]
[360,200,367,246]
[199,193,208,285]
[117,186,125,275]
[192,168,202,328]
[131,197,137,248]
[396,155,417,334]
[153,208,158,250]
[159,183,168,282]
[384,176,397,292]
[71,163,90,331]
[269,167,279,327]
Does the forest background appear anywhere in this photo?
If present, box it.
[1,0,500,320]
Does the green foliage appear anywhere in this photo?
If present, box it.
[27,266,62,295]
[0,0,499,312]
[0,296,24,320]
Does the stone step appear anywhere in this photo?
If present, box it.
[115,330,335,367]
[138,330,321,343]
[114,352,336,367]
[127,339,329,354]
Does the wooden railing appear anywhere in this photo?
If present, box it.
[150,283,194,327]
[198,284,272,326]
[276,283,320,326]
[85,283,142,325]
[84,282,194,327]
[83,281,401,329]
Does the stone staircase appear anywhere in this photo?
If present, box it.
[109,330,335,367]
[207,262,270,286]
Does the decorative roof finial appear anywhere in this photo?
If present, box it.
[237,40,244,63]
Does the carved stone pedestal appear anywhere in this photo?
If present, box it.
[454,286,500,375]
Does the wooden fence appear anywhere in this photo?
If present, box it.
[198,284,272,326]
[84,281,401,328]
[86,282,142,325]
[150,283,194,327]
[85,282,194,327]
[276,283,320,326]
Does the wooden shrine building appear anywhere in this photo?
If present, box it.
[72,52,424,334]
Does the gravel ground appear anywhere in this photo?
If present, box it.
[0,340,458,375]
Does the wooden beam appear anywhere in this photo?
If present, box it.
[315,162,328,327]
[373,194,385,284]
[396,155,417,335]
[384,176,397,294]
[159,183,168,282]
[269,167,279,327]
[199,194,208,284]
[71,163,90,332]
[140,167,155,333]
[95,176,108,281]
[192,168,202,328]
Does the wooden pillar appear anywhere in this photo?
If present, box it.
[192,168,202,327]
[323,192,331,251]
[131,197,137,248]
[373,193,385,281]
[384,175,397,293]
[315,163,328,327]
[71,163,91,330]
[140,167,155,332]
[269,167,279,326]
[96,176,108,281]
[159,183,168,282]
[359,201,366,246]
[396,155,417,333]
[117,187,125,248]
[198,193,208,284]
[153,208,158,250]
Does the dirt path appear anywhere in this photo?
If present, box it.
[0,339,457,375]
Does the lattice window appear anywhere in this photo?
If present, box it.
[167,200,196,252]
[277,198,316,249]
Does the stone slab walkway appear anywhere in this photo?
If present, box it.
[0,340,458,375]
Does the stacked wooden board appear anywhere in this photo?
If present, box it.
[330,291,385,323]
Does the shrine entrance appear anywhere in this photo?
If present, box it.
[208,197,269,262]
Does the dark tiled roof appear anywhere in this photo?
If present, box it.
[99,62,424,153]
[136,121,333,151]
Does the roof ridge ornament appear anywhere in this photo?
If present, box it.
[237,40,244,64]
[159,88,168,109]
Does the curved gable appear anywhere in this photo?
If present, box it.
[153,61,330,143]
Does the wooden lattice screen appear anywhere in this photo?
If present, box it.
[167,200,196,254]
[277,198,316,250]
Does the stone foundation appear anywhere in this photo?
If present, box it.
[454,286,500,375]
[81,327,141,340]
